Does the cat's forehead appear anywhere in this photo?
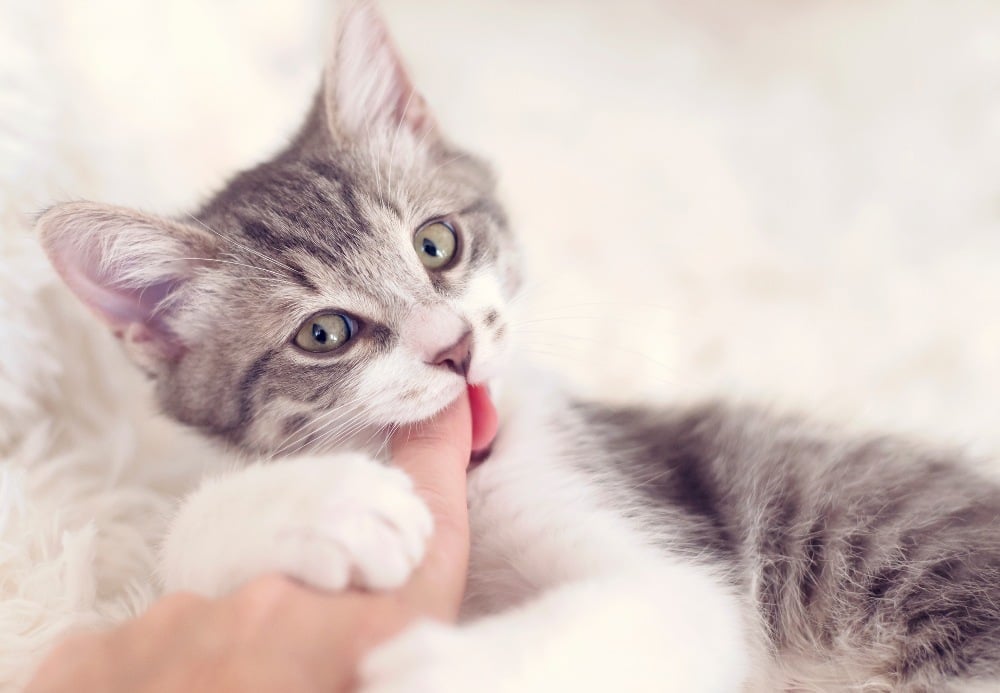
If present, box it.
[203,157,395,248]
[196,155,444,300]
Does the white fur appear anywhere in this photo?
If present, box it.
[458,272,511,383]
[161,452,432,595]
[350,275,511,427]
[364,575,747,693]
[401,304,467,361]
[353,344,466,425]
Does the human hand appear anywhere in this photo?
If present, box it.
[25,387,488,693]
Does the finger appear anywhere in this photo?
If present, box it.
[392,390,472,474]
[224,577,406,692]
[24,633,109,693]
[390,391,472,620]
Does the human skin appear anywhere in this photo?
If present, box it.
[25,392,476,693]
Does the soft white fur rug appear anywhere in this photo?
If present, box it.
[2,0,999,689]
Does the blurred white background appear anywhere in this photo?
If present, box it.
[6,0,1000,449]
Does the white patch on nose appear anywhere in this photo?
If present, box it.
[402,304,469,363]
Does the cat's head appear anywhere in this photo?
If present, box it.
[37,2,522,455]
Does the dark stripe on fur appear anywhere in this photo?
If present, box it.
[574,398,1000,688]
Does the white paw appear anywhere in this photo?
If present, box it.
[161,453,433,596]
[269,461,432,591]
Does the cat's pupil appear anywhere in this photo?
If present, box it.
[312,323,328,344]
[422,238,439,257]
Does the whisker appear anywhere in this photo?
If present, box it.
[513,331,681,388]
[271,409,353,459]
[374,422,398,461]
[266,377,365,459]
[367,122,388,210]
[621,465,675,494]
[361,422,393,459]
[309,407,371,450]
[517,300,676,318]
[387,90,417,200]
[185,214,298,274]
[269,389,366,459]
[274,381,376,455]
[311,414,375,454]
[424,153,466,180]
[173,257,296,285]
[410,124,434,166]
[512,317,674,334]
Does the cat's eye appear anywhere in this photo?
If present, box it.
[413,220,457,270]
[293,313,355,353]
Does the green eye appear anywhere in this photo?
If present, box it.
[294,313,354,353]
[413,221,457,270]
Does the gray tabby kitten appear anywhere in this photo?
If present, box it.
[36,3,1000,691]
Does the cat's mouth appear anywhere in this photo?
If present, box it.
[469,446,493,466]
[469,384,498,465]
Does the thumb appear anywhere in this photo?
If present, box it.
[390,391,472,621]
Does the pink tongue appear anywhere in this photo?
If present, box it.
[468,385,498,454]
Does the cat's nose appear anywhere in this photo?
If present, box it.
[430,330,472,377]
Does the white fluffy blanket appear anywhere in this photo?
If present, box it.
[2,0,999,689]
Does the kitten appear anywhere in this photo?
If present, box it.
[36,3,1000,691]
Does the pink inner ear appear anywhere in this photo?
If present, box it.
[99,279,178,331]
[57,244,182,344]
[390,68,433,135]
[37,202,208,365]
[331,1,436,138]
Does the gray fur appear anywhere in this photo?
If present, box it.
[163,105,511,451]
[577,400,1000,691]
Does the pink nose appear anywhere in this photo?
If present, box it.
[430,330,472,377]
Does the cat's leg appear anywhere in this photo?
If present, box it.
[361,560,752,693]
[159,453,431,597]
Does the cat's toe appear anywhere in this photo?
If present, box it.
[273,471,433,592]
[272,528,352,591]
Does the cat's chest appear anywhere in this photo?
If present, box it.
[459,381,663,618]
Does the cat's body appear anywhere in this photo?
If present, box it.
[422,364,1000,692]
[36,3,1000,691]
[163,359,1000,691]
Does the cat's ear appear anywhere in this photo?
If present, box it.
[322,1,436,142]
[36,202,217,372]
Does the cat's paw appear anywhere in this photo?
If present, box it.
[161,453,432,596]
[269,459,432,592]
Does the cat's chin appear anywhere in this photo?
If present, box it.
[384,376,468,427]
[401,383,498,462]
[401,343,508,424]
